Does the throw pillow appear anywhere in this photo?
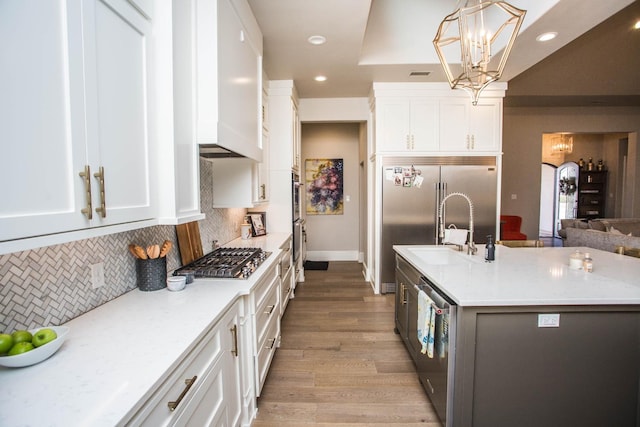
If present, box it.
[609,226,633,236]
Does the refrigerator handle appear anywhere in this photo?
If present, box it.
[435,182,442,244]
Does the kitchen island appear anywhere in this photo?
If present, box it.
[0,233,291,427]
[394,245,640,427]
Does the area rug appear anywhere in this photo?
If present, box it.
[304,260,329,270]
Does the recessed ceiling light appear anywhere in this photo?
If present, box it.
[307,35,326,45]
[536,32,557,42]
[634,20,640,30]
[314,75,327,82]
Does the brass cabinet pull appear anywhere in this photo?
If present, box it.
[93,166,106,218]
[260,183,266,199]
[167,375,197,411]
[79,165,93,220]
[266,337,276,349]
[401,283,408,305]
[265,305,275,315]
[230,325,238,357]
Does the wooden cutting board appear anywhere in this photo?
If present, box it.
[176,221,204,266]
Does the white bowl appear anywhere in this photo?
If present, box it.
[167,276,186,292]
[0,326,70,368]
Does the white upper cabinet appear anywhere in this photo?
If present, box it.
[376,98,438,152]
[194,0,263,161]
[439,99,502,152]
[268,80,300,172]
[371,82,505,156]
[0,0,154,246]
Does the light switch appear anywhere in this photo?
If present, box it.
[511,194,517,200]
[345,195,350,202]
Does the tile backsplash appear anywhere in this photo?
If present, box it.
[0,159,247,332]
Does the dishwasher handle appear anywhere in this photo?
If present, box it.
[413,283,447,315]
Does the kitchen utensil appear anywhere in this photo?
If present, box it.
[133,245,148,259]
[159,240,172,258]
[147,245,160,259]
[128,244,139,258]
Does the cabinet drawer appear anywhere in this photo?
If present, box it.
[256,314,279,395]
[127,315,227,425]
[280,266,293,313]
[252,262,278,310]
[255,278,279,345]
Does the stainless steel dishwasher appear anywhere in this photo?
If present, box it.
[416,276,457,427]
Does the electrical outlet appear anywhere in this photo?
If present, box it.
[90,262,105,289]
[538,313,560,328]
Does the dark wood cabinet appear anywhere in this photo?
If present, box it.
[578,170,607,218]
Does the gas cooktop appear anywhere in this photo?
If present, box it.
[174,247,271,279]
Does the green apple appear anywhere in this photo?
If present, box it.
[8,341,34,356]
[0,333,13,354]
[11,330,32,344]
[32,328,57,347]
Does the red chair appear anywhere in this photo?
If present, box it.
[500,215,527,240]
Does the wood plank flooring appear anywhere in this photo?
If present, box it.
[252,261,442,426]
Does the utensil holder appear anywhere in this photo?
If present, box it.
[136,257,167,291]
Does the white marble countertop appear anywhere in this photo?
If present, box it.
[0,232,290,427]
[394,245,640,307]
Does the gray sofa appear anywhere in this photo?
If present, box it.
[562,218,640,253]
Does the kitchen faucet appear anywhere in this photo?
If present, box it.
[438,192,477,255]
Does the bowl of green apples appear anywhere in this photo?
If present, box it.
[0,326,70,368]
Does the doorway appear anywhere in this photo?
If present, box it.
[555,162,579,237]
[539,163,556,237]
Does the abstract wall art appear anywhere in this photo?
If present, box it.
[305,158,344,215]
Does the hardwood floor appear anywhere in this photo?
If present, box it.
[252,261,442,426]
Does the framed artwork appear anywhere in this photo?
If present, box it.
[305,158,344,215]
[248,213,266,236]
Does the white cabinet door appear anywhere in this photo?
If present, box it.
[439,99,469,151]
[0,1,87,241]
[468,101,501,151]
[253,130,270,204]
[0,0,153,243]
[267,81,298,172]
[376,99,411,152]
[376,98,438,152]
[292,101,301,171]
[440,99,501,152]
[410,99,439,151]
[83,0,154,226]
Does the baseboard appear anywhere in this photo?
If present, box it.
[305,250,359,262]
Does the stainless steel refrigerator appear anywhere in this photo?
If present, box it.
[381,156,498,290]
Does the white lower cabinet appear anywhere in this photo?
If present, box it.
[250,261,280,396]
[279,237,295,314]
[126,300,243,427]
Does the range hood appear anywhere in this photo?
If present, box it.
[199,144,245,159]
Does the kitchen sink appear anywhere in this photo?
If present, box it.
[406,246,482,265]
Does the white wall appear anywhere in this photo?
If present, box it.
[298,97,370,122]
[301,123,360,261]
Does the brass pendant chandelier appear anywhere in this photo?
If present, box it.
[433,0,526,105]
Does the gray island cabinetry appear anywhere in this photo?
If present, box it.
[394,245,640,427]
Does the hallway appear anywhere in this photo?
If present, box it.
[252,262,441,426]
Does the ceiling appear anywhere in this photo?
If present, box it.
[247,0,640,106]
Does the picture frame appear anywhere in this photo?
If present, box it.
[247,212,267,236]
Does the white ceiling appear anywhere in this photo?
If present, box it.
[247,0,637,100]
